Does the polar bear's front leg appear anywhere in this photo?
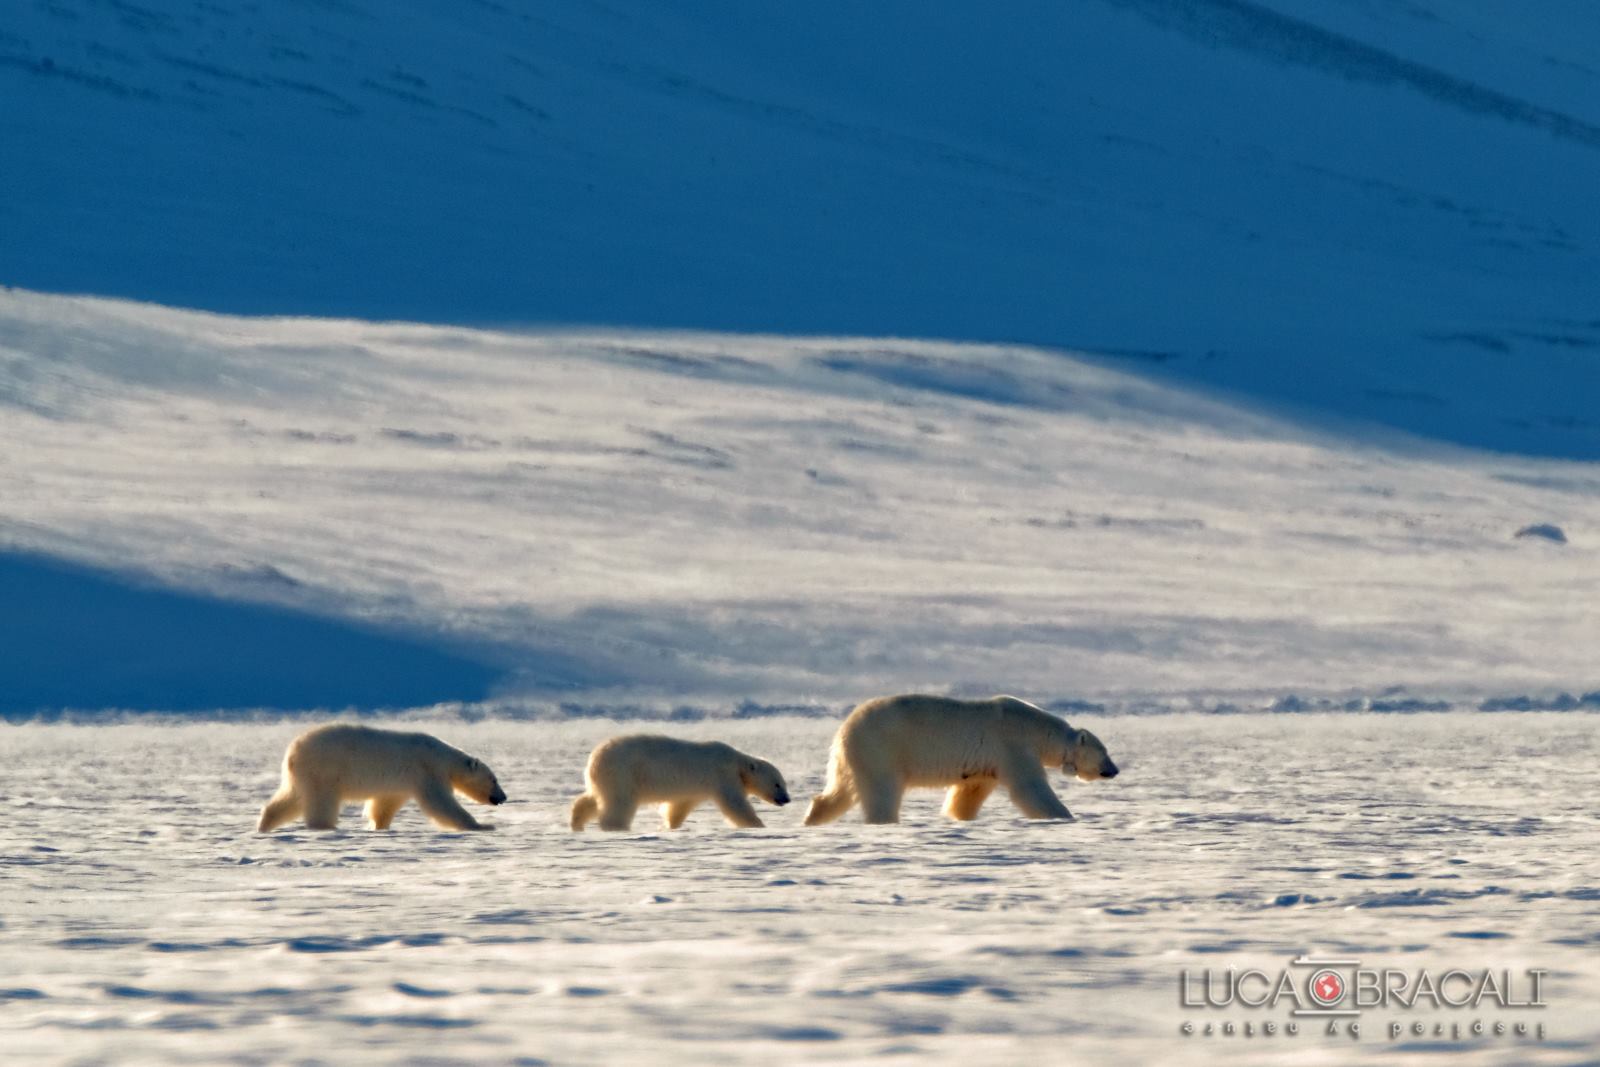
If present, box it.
[943,778,997,821]
[417,781,492,831]
[662,799,699,829]
[365,794,407,830]
[713,784,765,828]
[1001,761,1074,820]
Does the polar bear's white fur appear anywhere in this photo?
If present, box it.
[804,694,1118,825]
[257,724,507,832]
[570,735,790,831]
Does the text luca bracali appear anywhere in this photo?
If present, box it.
[1178,956,1548,1042]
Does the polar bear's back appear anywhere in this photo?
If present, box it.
[586,734,736,801]
[285,724,452,798]
[835,694,1053,786]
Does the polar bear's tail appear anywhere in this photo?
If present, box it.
[803,741,856,826]
[570,793,600,831]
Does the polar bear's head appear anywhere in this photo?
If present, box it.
[452,753,508,806]
[738,757,791,806]
[1066,728,1119,782]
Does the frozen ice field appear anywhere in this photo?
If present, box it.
[2,712,1596,1065]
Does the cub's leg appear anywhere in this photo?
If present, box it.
[661,799,699,829]
[713,784,764,829]
[365,794,408,830]
[301,787,342,831]
[1002,763,1073,820]
[257,788,303,832]
[417,781,491,831]
[943,778,998,821]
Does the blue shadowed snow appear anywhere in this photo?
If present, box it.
[0,1,1597,456]
[0,552,500,715]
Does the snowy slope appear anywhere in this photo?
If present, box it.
[3,289,1597,714]
[2,0,1598,456]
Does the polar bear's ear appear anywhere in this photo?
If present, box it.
[738,760,757,785]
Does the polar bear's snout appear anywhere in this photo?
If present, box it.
[488,784,507,805]
[772,787,791,806]
[1069,727,1120,782]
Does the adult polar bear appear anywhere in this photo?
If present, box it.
[257,724,507,832]
[805,694,1119,825]
[571,735,790,831]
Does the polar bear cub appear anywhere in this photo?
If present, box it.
[804,694,1118,825]
[257,723,507,832]
[570,735,790,831]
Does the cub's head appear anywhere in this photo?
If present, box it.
[738,756,790,806]
[452,753,507,806]
[1066,728,1119,782]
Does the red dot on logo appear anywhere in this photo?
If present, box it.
[1310,969,1346,1006]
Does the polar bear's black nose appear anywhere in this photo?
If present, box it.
[1102,764,1119,779]
[774,790,790,806]
[490,786,507,805]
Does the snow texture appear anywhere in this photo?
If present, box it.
[3,4,1599,1061]
[2,289,1598,715]
[0,714,1594,1065]
[2,1,1598,456]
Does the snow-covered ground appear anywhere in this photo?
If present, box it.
[3,4,1598,1062]
[3,289,1598,715]
[2,713,1595,1065]
[4,0,1599,456]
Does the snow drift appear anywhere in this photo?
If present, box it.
[2,289,1596,713]
[1,0,1598,455]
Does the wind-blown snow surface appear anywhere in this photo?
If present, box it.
[3,1,1599,456]
[1,714,1596,1065]
[3,288,1599,713]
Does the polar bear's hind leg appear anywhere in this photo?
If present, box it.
[857,775,905,824]
[300,787,341,831]
[662,799,698,829]
[804,747,858,826]
[597,788,639,832]
[944,778,997,821]
[366,794,407,830]
[257,787,303,832]
[570,793,599,831]
[803,786,855,825]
